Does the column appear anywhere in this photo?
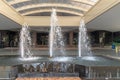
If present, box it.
[99,31,106,47]
[32,32,37,48]
[0,32,2,48]
[69,31,73,46]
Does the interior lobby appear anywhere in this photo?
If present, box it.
[0,0,120,80]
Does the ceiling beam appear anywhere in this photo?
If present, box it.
[22,9,83,16]
[16,3,88,12]
[8,0,94,6]
[84,0,120,23]
[8,0,30,5]
[24,16,81,27]
[0,0,24,25]
[73,0,95,5]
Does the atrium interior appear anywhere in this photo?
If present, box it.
[0,0,120,80]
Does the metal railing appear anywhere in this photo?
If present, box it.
[85,72,120,80]
[18,72,79,77]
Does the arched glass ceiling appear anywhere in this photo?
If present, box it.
[4,0,100,16]
[26,12,79,16]
[19,7,84,15]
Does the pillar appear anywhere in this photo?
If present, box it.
[0,31,2,48]
[99,31,106,47]
[69,31,73,46]
[32,32,37,48]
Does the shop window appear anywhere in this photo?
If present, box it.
[37,33,48,45]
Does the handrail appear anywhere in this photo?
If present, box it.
[18,72,79,77]
[0,71,15,80]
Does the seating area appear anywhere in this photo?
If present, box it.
[16,77,81,80]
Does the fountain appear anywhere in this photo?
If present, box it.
[49,8,66,57]
[1,9,120,80]
[19,23,33,58]
[78,19,92,57]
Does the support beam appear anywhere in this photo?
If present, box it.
[73,0,95,5]
[22,9,83,16]
[0,0,24,25]
[84,0,120,23]
[24,16,81,27]
[8,0,29,5]
[8,0,94,6]
[16,4,88,12]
